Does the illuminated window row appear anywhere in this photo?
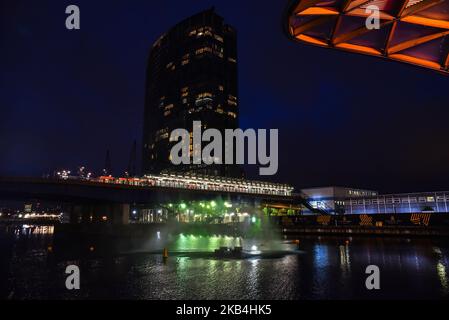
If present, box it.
[97,174,294,196]
[188,26,224,43]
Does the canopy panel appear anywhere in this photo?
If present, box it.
[285,0,449,74]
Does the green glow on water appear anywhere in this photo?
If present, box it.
[169,234,240,252]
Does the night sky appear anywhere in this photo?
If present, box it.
[1,0,449,193]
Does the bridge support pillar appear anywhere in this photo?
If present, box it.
[111,203,130,225]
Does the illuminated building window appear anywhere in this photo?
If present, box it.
[228,57,237,63]
[198,92,213,98]
[227,112,237,118]
[218,85,224,91]
[228,95,237,106]
[156,127,168,134]
[164,111,171,117]
[195,93,214,106]
[196,45,223,58]
[155,133,169,142]
[164,104,174,111]
[198,27,213,37]
[152,34,165,48]
[214,34,223,42]
[190,26,214,38]
[196,47,213,55]
[155,128,169,140]
[182,59,190,66]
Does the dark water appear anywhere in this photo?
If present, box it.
[1,226,448,300]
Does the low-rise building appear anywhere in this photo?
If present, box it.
[301,187,449,215]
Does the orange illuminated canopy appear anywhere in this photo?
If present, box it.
[285,0,449,74]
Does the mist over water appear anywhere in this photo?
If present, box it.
[169,234,294,253]
[118,214,285,255]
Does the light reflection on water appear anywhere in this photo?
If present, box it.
[171,234,237,252]
[1,231,449,300]
[169,234,291,253]
[434,246,449,291]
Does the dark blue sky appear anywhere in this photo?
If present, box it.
[1,0,449,193]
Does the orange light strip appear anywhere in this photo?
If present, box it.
[401,15,449,29]
[388,31,449,54]
[296,34,328,46]
[389,54,442,70]
[336,43,382,55]
[296,7,339,15]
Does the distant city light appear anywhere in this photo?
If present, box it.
[56,169,71,180]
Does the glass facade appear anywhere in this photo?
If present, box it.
[142,8,241,177]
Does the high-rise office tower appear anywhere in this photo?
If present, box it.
[142,8,241,177]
